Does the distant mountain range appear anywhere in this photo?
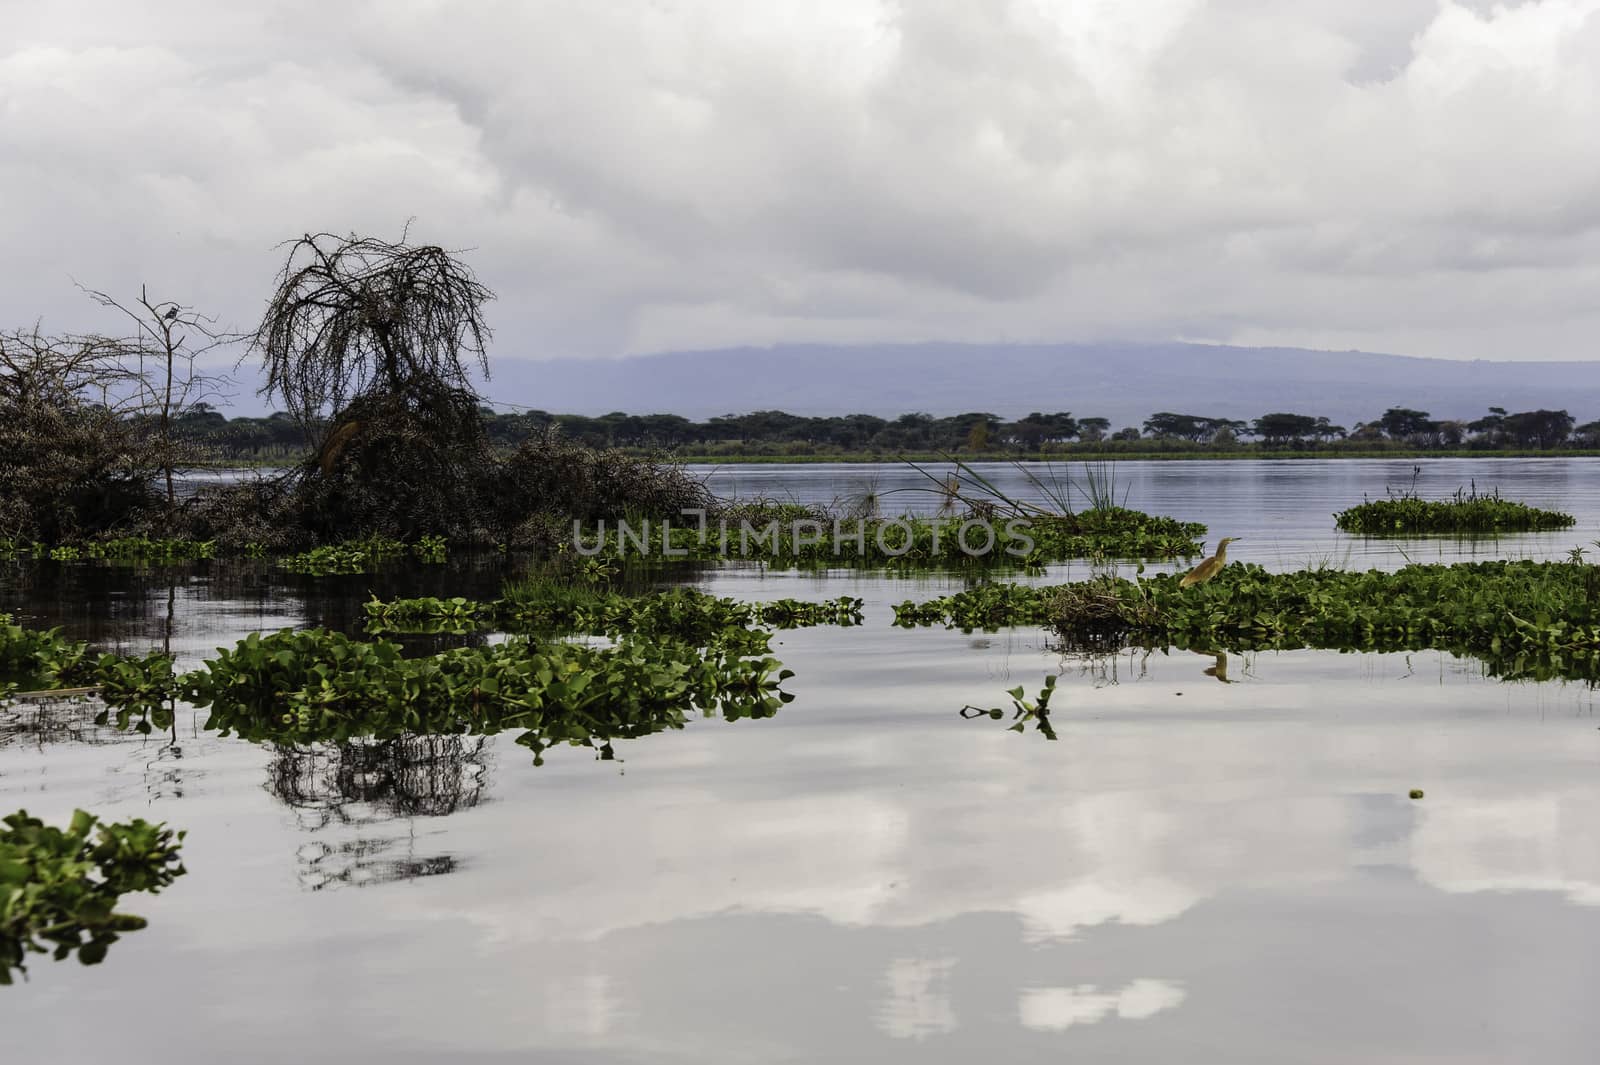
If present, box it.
[473,342,1600,429]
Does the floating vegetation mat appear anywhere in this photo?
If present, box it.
[572,508,1205,567]
[3,503,1207,575]
[895,560,1600,683]
[4,611,799,763]
[1,809,187,984]
[365,586,864,638]
[1334,487,1574,534]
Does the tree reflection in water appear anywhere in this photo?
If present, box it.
[0,695,126,749]
[266,734,489,890]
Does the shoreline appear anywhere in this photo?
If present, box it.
[191,448,1600,469]
[663,449,1600,465]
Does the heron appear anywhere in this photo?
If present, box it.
[1179,537,1239,587]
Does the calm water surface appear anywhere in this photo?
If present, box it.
[694,456,1600,572]
[5,459,1600,1063]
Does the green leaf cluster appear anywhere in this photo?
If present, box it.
[88,652,178,733]
[0,538,216,564]
[574,509,1204,568]
[0,809,186,984]
[182,628,794,763]
[896,560,1600,683]
[1335,490,1574,534]
[372,585,865,640]
[276,536,411,575]
[0,614,88,695]
[961,675,1059,740]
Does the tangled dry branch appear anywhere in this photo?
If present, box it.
[253,231,494,439]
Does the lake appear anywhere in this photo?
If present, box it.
[5,458,1600,1063]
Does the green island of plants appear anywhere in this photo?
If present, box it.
[1,614,89,697]
[184,629,793,764]
[895,560,1600,683]
[1335,486,1574,534]
[1,809,187,984]
[1,502,1204,573]
[571,507,1204,568]
[277,534,447,575]
[3,604,801,764]
[0,537,222,565]
[367,585,864,638]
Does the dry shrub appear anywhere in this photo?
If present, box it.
[1047,581,1141,653]
[181,473,309,552]
[183,420,712,550]
[286,388,494,542]
[713,498,834,525]
[497,426,711,528]
[0,397,160,542]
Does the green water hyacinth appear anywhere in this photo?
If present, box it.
[0,534,441,570]
[1,809,187,984]
[276,534,450,575]
[366,586,865,640]
[178,628,794,763]
[896,560,1600,683]
[0,537,217,563]
[89,652,179,734]
[961,675,1060,740]
[276,536,411,575]
[4,612,798,764]
[572,508,1204,567]
[1335,487,1574,534]
[363,595,487,635]
[2,625,174,712]
[0,614,87,695]
[82,537,218,561]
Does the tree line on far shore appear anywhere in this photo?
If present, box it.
[169,403,1592,459]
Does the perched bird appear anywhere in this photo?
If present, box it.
[1180,537,1240,587]
[163,306,179,321]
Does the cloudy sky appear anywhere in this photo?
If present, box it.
[4,0,1600,371]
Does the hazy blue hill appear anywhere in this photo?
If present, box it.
[479,342,1600,427]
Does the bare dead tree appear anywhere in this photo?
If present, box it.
[81,284,236,511]
[0,326,131,408]
[252,230,494,440]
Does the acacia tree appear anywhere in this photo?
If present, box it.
[253,230,494,446]
[1251,412,1321,447]
[1076,416,1110,442]
[1501,409,1574,449]
[1376,407,1436,442]
[249,230,497,537]
[1142,412,1242,442]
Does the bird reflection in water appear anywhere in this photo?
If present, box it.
[1200,650,1234,684]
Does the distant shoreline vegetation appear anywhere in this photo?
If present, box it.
[173,404,1598,463]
